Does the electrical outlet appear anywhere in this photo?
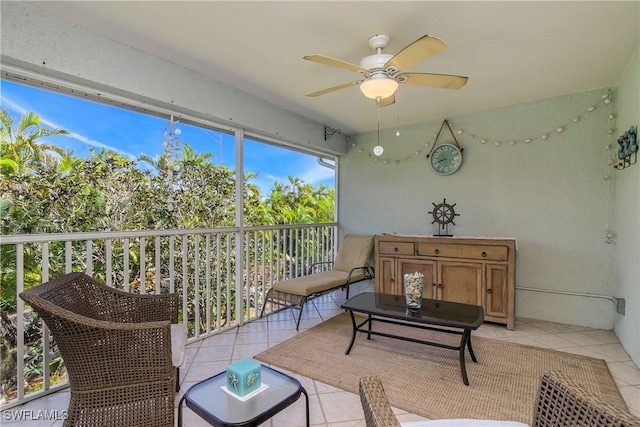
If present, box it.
[616,298,626,315]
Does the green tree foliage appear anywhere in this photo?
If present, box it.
[0,110,335,307]
[264,176,335,224]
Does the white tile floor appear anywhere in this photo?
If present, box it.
[5,280,640,426]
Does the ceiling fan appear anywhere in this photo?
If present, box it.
[304,34,468,107]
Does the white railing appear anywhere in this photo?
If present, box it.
[0,223,337,408]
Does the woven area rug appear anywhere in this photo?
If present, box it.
[254,313,626,423]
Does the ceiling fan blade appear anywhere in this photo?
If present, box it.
[376,95,395,107]
[400,73,469,89]
[385,35,448,71]
[305,80,363,97]
[303,55,369,73]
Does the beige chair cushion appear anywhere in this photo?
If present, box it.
[273,269,366,296]
[332,234,374,272]
[170,323,187,369]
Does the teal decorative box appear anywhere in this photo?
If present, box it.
[226,359,262,397]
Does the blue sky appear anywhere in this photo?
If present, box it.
[0,80,335,196]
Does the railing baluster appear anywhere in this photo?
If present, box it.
[194,235,200,336]
[123,237,130,292]
[205,234,211,334]
[215,234,221,331]
[155,236,161,294]
[16,244,25,401]
[41,243,51,391]
[139,237,146,294]
[106,238,113,287]
[226,233,232,327]
[85,240,92,276]
[65,241,72,273]
[169,236,175,294]
[244,232,249,322]
[182,236,189,333]
[260,231,266,319]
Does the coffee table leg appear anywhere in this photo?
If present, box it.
[366,314,372,340]
[345,310,357,355]
[467,331,478,363]
[459,331,470,386]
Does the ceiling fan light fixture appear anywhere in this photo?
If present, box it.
[360,75,398,100]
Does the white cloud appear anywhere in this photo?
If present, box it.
[1,95,27,116]
[259,157,335,192]
[2,94,136,159]
[299,159,335,185]
[65,131,137,159]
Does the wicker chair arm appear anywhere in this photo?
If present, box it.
[533,371,640,427]
[359,376,402,427]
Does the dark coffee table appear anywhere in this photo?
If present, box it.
[340,292,484,385]
[178,364,309,426]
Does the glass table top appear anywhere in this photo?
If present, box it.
[184,365,304,426]
[341,292,484,329]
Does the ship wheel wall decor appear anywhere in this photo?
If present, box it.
[429,198,460,236]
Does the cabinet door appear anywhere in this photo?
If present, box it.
[376,256,397,294]
[437,261,482,306]
[485,264,508,318]
[398,258,437,299]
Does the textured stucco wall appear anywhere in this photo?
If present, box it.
[340,89,617,330]
[613,47,640,367]
[0,1,347,156]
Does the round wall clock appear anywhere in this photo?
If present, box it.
[429,143,463,175]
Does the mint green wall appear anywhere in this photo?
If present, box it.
[340,89,619,331]
[613,47,639,367]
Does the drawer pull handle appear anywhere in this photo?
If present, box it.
[434,249,440,255]
[437,283,443,289]
[487,288,493,294]
[432,283,436,287]
[482,251,487,257]
[394,247,399,252]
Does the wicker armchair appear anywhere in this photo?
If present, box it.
[19,272,183,427]
[359,372,640,427]
[533,371,640,427]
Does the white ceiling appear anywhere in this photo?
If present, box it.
[30,1,639,136]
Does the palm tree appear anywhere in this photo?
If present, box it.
[0,110,70,174]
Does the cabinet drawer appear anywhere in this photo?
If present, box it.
[378,241,415,256]
[417,243,460,258]
[460,245,508,261]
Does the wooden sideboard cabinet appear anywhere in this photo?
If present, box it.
[374,235,516,330]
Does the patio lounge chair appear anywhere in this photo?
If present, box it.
[19,272,186,427]
[260,234,375,330]
[358,372,640,427]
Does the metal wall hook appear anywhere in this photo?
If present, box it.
[324,125,341,141]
